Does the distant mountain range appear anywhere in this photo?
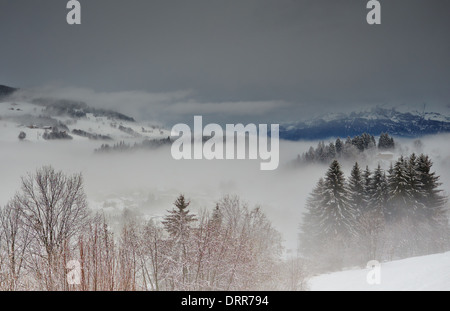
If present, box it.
[3,85,450,141]
[279,107,450,140]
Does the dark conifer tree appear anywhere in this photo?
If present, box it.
[163,195,197,241]
[404,154,425,217]
[362,166,372,212]
[335,138,343,157]
[387,156,412,221]
[348,162,365,218]
[321,160,356,238]
[416,154,448,221]
[299,178,326,257]
[370,164,389,215]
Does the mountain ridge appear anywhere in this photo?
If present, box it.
[280,107,450,140]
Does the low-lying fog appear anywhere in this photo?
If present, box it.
[1,134,450,252]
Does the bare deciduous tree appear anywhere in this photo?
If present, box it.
[15,166,89,290]
[0,201,31,290]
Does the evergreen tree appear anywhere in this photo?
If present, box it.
[378,133,386,149]
[305,146,315,162]
[210,203,223,229]
[416,154,448,220]
[316,141,326,162]
[361,133,373,149]
[162,195,197,283]
[348,162,365,217]
[343,136,356,158]
[328,142,336,159]
[357,165,387,264]
[389,137,395,148]
[416,154,449,251]
[388,162,394,175]
[352,136,364,152]
[371,135,376,148]
[345,137,352,145]
[369,164,389,215]
[163,195,197,240]
[320,160,356,238]
[299,179,326,257]
[378,133,395,149]
[404,154,425,217]
[387,156,412,221]
[362,166,372,212]
[335,138,343,157]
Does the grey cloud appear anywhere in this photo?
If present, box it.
[1,0,449,124]
[11,86,291,125]
[165,101,290,116]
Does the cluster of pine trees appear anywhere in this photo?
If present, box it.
[378,133,395,150]
[300,154,449,272]
[300,133,395,164]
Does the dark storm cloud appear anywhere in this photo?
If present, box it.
[0,0,449,123]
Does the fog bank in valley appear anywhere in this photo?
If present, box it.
[1,134,449,252]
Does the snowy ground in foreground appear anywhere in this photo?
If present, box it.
[310,252,450,291]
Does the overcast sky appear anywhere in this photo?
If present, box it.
[1,0,449,124]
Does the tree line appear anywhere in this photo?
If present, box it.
[95,137,171,153]
[299,154,449,272]
[0,167,305,291]
[299,133,395,164]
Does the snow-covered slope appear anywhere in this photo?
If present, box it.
[0,100,170,144]
[310,252,450,291]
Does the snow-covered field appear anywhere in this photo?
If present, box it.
[310,252,450,291]
[0,101,170,143]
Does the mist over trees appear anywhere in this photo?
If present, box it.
[1,153,448,290]
[299,155,450,272]
[0,167,296,291]
[95,137,171,153]
[299,133,395,164]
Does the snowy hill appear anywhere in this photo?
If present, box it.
[310,252,450,291]
[280,107,450,140]
[0,98,170,145]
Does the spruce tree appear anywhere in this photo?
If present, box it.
[348,162,365,217]
[378,133,395,149]
[299,178,326,257]
[163,195,197,240]
[416,154,448,220]
[162,195,197,283]
[321,160,356,238]
[305,146,315,162]
[370,164,389,215]
[404,154,425,218]
[335,138,343,157]
[387,156,412,221]
[316,141,326,162]
[352,136,364,152]
[362,166,372,212]
[328,142,336,159]
[378,133,385,149]
[416,154,449,251]
[370,135,376,148]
